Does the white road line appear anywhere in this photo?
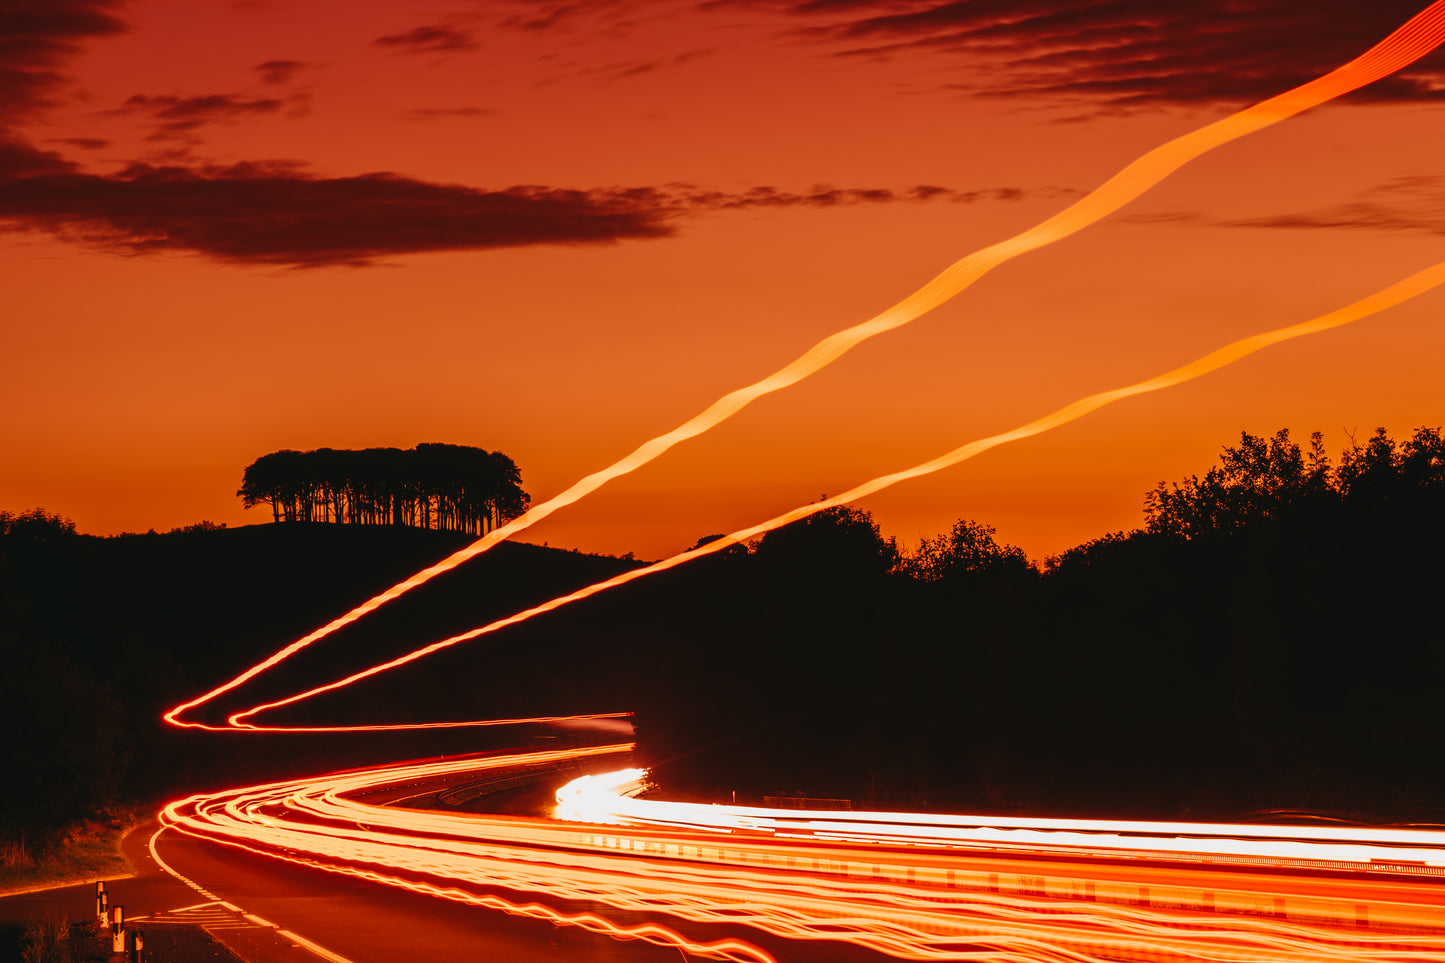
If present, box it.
[277,929,358,963]
[147,825,361,963]
[169,900,224,914]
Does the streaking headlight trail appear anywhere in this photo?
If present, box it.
[164,0,1445,730]
[555,770,1445,872]
[160,750,1445,963]
[221,259,1445,730]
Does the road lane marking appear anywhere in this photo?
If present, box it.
[147,825,361,963]
[276,928,357,963]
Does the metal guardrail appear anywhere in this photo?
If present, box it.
[435,765,572,809]
[763,796,852,810]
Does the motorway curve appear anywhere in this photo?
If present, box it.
[155,744,1445,963]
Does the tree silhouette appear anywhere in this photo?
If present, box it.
[238,444,529,534]
[1143,426,1443,539]
[899,517,1030,582]
[1338,426,1445,504]
[753,505,899,580]
[1144,429,1335,537]
[0,508,78,541]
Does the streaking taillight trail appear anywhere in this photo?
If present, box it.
[161,749,1445,963]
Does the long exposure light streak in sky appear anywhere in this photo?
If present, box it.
[162,0,1445,731]
[219,258,1445,729]
[158,750,1445,963]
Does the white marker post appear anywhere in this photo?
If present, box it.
[133,928,145,963]
[95,882,106,926]
[111,907,125,953]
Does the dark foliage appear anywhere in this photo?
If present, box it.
[0,508,77,542]
[631,427,1444,817]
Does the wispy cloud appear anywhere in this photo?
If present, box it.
[403,106,498,120]
[254,59,309,85]
[372,24,477,54]
[113,93,287,142]
[772,0,1445,110]
[1223,176,1445,235]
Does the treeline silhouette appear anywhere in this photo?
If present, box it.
[0,508,76,542]
[237,443,529,535]
[623,426,1444,816]
[3,425,1442,865]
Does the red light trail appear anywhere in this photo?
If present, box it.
[158,750,1445,963]
[162,0,1445,734]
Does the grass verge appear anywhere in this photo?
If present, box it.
[0,807,144,896]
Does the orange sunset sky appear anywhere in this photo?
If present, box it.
[4,0,1445,561]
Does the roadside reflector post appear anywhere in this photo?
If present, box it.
[111,907,125,953]
[95,882,106,925]
[133,928,145,963]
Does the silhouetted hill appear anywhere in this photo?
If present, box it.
[0,522,643,834]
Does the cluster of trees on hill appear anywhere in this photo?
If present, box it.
[237,443,529,535]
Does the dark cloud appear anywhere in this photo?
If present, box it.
[254,59,308,85]
[0,0,127,120]
[1223,176,1445,235]
[0,140,666,266]
[372,25,477,53]
[0,135,1054,267]
[112,93,286,141]
[0,136,76,177]
[778,0,1445,109]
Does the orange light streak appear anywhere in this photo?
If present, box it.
[556,770,1445,871]
[157,750,1445,963]
[224,259,1445,729]
[167,710,633,735]
[163,0,1445,731]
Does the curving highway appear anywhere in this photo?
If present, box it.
[153,745,1445,963]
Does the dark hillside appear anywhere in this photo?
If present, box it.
[0,522,641,836]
